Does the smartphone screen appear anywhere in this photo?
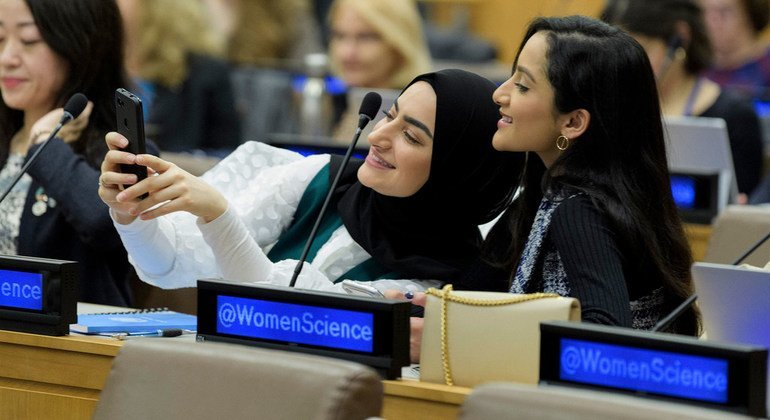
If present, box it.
[115,88,148,197]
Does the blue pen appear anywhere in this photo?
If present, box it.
[107,328,194,340]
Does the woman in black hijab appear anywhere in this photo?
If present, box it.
[98,69,524,294]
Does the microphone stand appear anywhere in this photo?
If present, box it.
[0,119,69,205]
[731,231,770,265]
[288,114,378,288]
[0,93,86,205]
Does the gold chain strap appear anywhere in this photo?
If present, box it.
[424,284,560,386]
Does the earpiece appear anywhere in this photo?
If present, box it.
[665,34,684,63]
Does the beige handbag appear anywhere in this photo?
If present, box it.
[419,284,581,388]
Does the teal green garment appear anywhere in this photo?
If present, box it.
[266,163,400,282]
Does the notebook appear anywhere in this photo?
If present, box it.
[691,262,770,348]
[71,308,197,334]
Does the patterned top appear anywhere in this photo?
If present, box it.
[0,154,31,254]
[114,141,440,294]
[511,191,663,330]
[704,47,770,101]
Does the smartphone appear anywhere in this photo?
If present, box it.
[115,88,148,197]
[340,280,385,298]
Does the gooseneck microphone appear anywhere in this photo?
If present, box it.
[288,92,382,287]
[0,93,89,205]
[731,231,770,265]
[651,293,698,333]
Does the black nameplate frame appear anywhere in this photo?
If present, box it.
[0,255,77,336]
[196,280,411,379]
[540,321,767,417]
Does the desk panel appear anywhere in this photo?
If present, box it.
[0,329,468,419]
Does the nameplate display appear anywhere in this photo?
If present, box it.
[540,321,767,416]
[0,269,43,311]
[197,280,410,379]
[0,255,77,336]
[670,172,719,224]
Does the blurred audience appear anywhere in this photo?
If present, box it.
[327,0,431,141]
[118,0,241,156]
[0,0,139,305]
[604,0,764,197]
[700,0,770,101]
[327,0,430,89]
[226,0,321,66]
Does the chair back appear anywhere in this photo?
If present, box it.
[458,382,752,420]
[703,205,770,266]
[93,339,383,420]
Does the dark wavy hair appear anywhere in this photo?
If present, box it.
[601,0,712,75]
[485,16,700,335]
[0,0,130,166]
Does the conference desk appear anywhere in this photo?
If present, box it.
[685,223,712,262]
[0,223,713,419]
[0,307,470,419]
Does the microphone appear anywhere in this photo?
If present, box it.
[731,231,770,265]
[0,93,89,205]
[651,293,697,333]
[288,92,382,287]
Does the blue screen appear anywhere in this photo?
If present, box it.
[0,269,43,311]
[670,175,696,209]
[282,145,367,160]
[216,295,374,353]
[559,338,729,403]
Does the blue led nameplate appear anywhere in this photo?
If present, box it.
[0,269,44,311]
[559,338,728,403]
[196,280,410,379]
[0,255,77,336]
[540,321,768,417]
[216,295,374,353]
[670,175,696,209]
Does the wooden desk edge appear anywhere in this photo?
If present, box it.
[0,330,122,357]
[382,379,471,404]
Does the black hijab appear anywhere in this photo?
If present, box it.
[332,69,524,280]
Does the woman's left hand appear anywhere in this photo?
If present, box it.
[115,154,229,223]
[29,101,94,145]
[384,290,427,363]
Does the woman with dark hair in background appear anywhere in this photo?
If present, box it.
[603,0,763,198]
[701,0,770,101]
[0,0,137,305]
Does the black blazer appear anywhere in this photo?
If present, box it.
[17,138,159,306]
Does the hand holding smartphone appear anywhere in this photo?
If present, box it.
[115,88,148,198]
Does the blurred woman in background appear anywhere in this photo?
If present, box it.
[603,0,763,197]
[118,0,241,156]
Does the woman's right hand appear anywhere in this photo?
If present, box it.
[98,132,229,224]
[99,132,142,224]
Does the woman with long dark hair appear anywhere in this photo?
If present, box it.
[482,16,700,335]
[0,0,136,305]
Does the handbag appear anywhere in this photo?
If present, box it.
[419,284,581,388]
